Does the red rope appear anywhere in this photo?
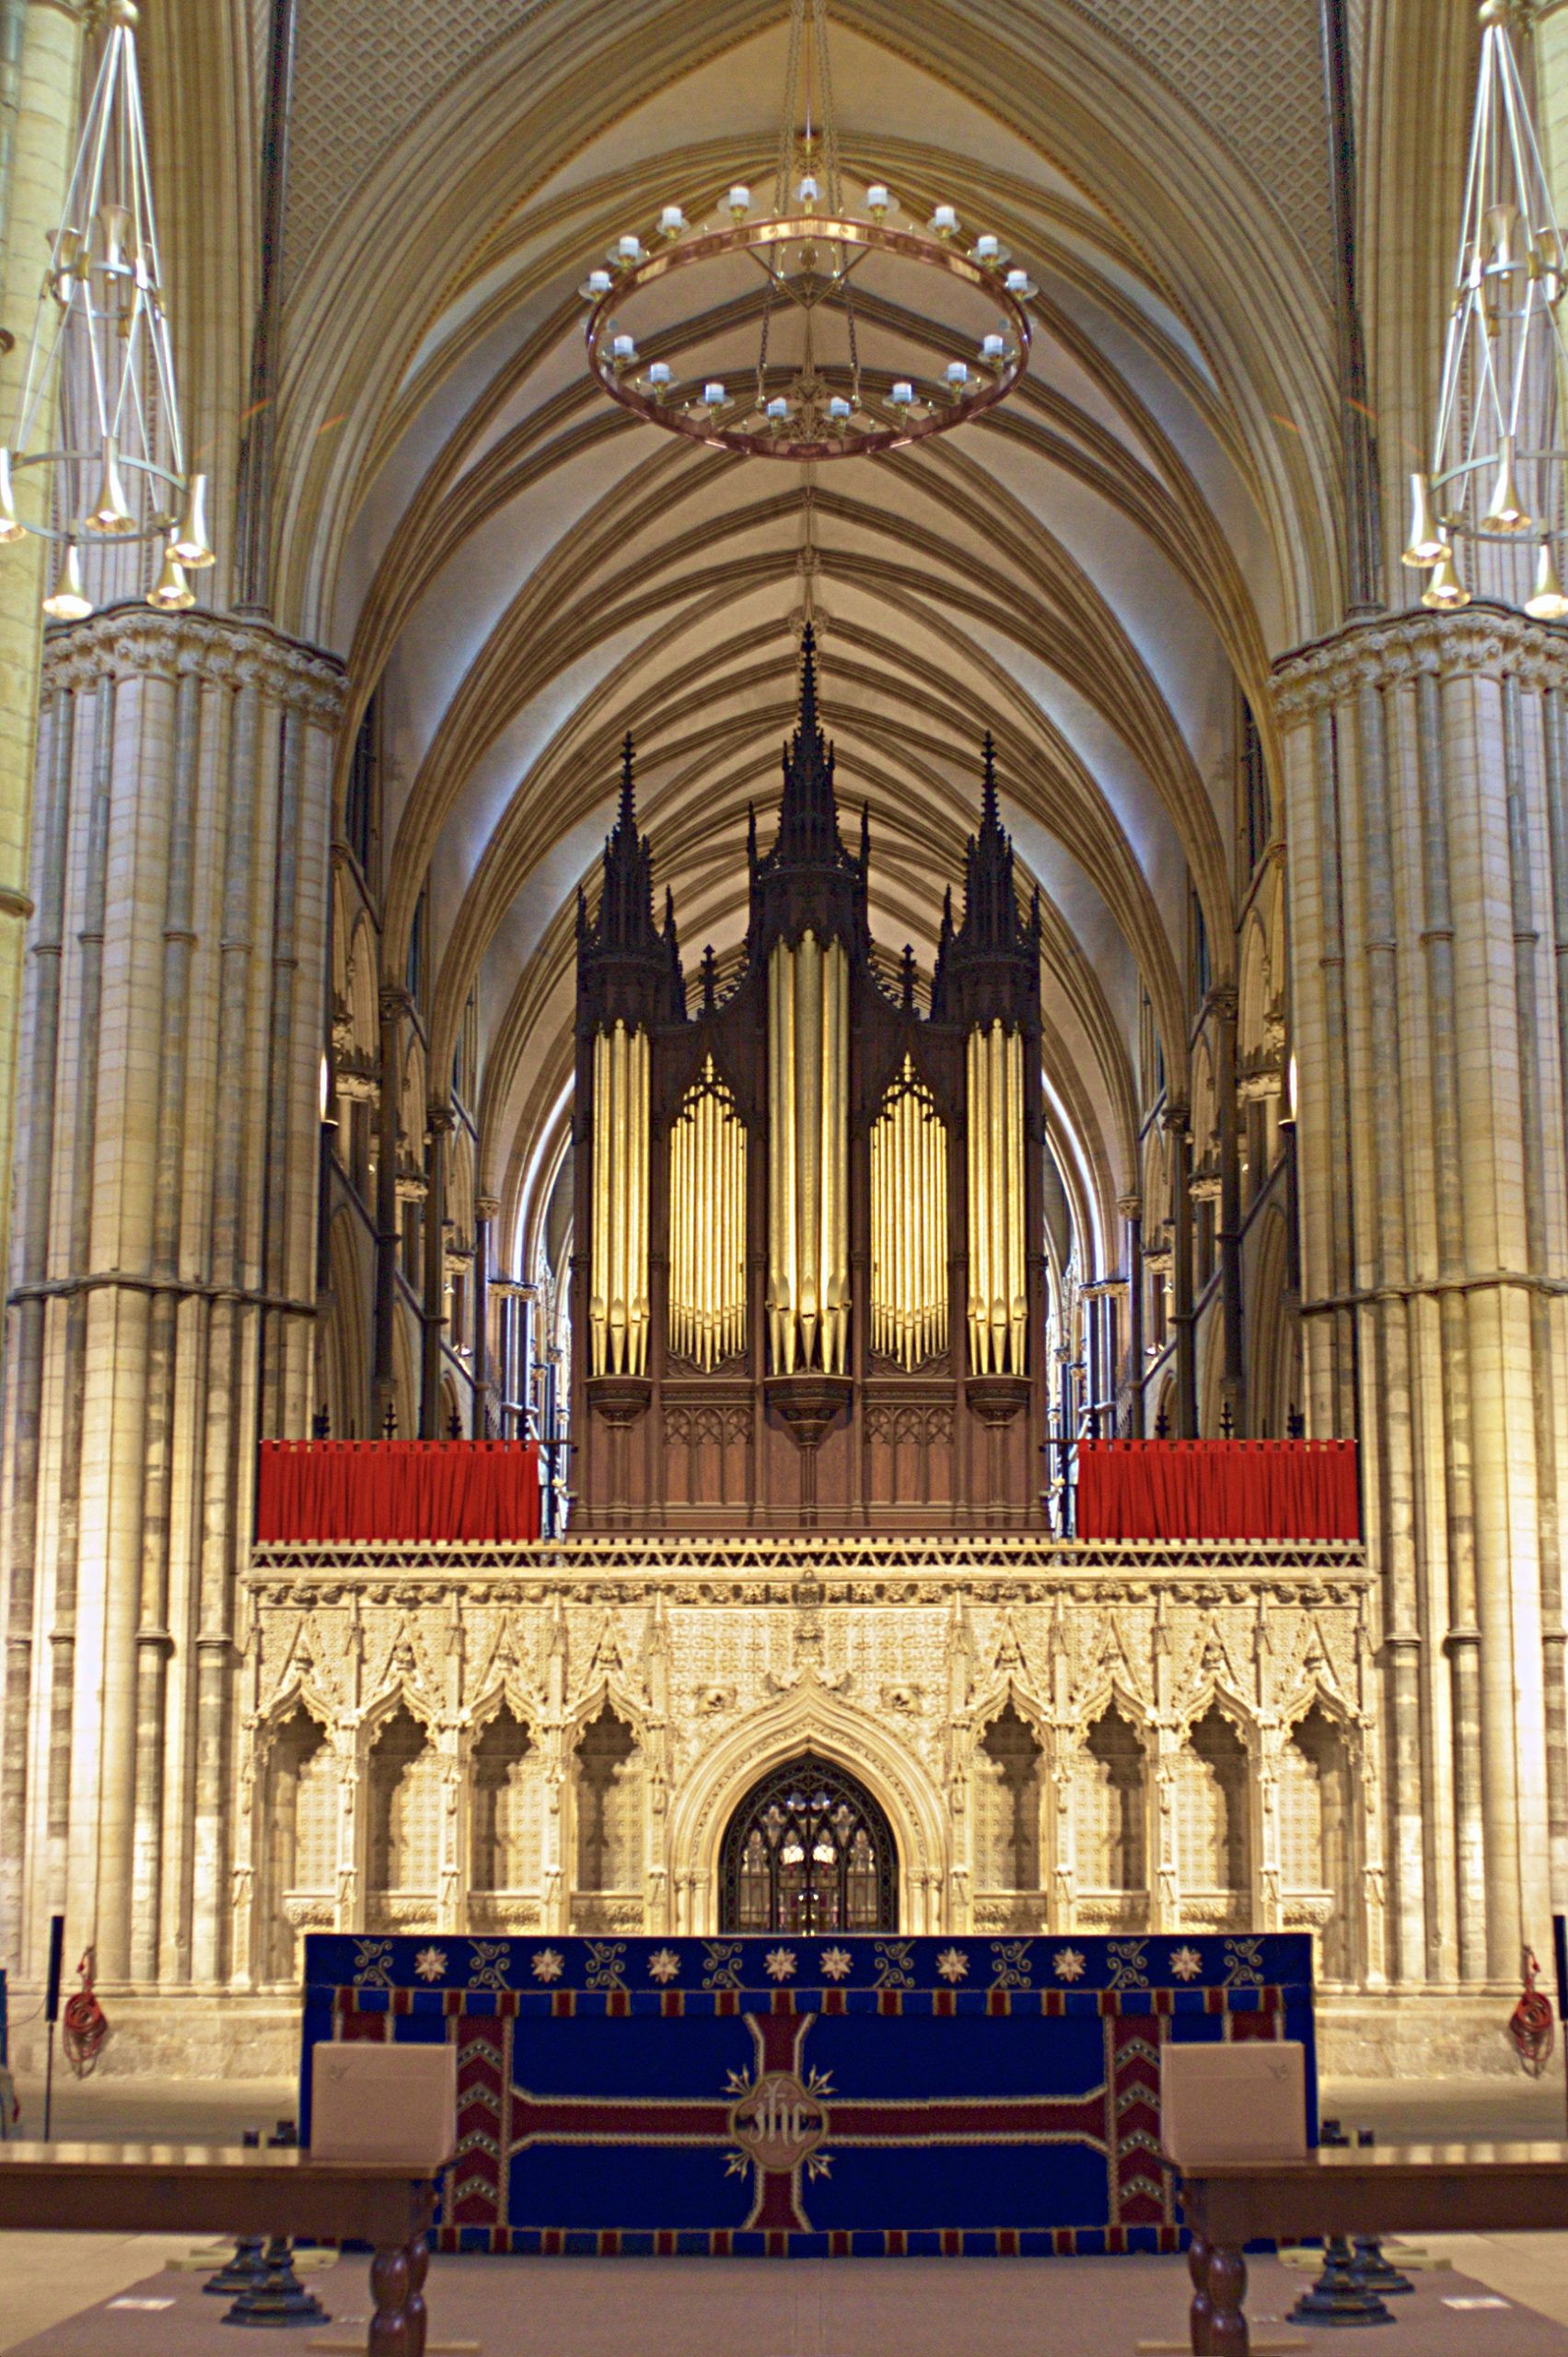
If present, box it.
[61,1946,110,2077]
[1508,1946,1555,2078]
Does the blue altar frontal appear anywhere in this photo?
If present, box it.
[301,1933,1315,2256]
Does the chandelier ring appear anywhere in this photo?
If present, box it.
[585,215,1033,464]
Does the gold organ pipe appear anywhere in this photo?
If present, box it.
[1005,1025,1025,1376]
[632,1028,649,1375]
[871,1100,883,1359]
[767,935,850,1376]
[611,1022,628,1373]
[988,1019,1006,1372]
[667,1059,749,1373]
[966,1028,985,1372]
[591,1030,610,1376]
[588,1022,650,1378]
[867,1062,948,1374]
[900,1086,913,1370]
[674,1094,690,1364]
[830,941,849,1375]
[963,1020,1027,1376]
[672,1112,685,1363]
[796,935,821,1362]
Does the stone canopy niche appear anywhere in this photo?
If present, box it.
[571,631,1047,1530]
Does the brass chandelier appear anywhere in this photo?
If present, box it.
[579,0,1035,460]
[1403,0,1568,617]
[0,0,212,619]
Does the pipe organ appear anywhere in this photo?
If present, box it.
[572,631,1046,1529]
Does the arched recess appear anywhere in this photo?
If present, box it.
[1278,1697,1358,1983]
[466,1699,540,1922]
[668,1688,947,1936]
[970,1689,1051,1922]
[1174,1699,1255,1932]
[259,1699,339,1983]
[719,1753,898,1934]
[1070,1697,1151,1933]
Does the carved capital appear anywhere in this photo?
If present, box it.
[1272,600,1568,724]
[42,602,346,719]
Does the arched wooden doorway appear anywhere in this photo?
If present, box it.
[718,1753,898,1933]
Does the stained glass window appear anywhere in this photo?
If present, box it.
[719,1753,897,1933]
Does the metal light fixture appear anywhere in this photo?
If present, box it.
[0,0,212,617]
[579,0,1034,460]
[1404,0,1568,616]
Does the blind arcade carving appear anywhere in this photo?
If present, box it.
[572,631,1046,1529]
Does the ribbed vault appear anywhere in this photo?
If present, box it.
[232,0,1347,1282]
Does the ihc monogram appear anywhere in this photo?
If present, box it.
[727,2070,828,2171]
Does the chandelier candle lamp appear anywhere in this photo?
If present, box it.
[1403,0,1568,618]
[580,0,1035,460]
[0,0,211,619]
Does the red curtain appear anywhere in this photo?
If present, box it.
[1074,1439,1359,1542]
[256,1441,542,1543]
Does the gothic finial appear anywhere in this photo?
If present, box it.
[981,732,1000,831]
[701,941,718,1010]
[619,733,636,830]
[901,942,917,1011]
[860,799,871,865]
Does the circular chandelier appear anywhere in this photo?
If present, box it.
[0,0,212,619]
[579,0,1038,461]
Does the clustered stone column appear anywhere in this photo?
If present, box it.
[0,605,343,1990]
[0,1,86,1273]
[1274,606,1568,1987]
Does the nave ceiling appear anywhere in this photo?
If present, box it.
[144,0,1400,1279]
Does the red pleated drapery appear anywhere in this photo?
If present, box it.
[1074,1439,1359,1542]
[256,1441,542,1543]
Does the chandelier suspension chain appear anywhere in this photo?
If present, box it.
[577,0,1038,462]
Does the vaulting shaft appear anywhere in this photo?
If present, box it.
[588,1021,650,1378]
[768,935,849,1376]
[966,1020,1027,1376]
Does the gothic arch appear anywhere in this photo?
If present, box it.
[668,1688,947,1934]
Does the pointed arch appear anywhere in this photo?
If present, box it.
[668,1686,947,1934]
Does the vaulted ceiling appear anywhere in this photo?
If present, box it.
[153,0,1392,1281]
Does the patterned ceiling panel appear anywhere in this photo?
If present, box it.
[283,0,1333,298]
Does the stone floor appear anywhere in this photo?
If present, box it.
[0,2068,1562,2354]
[6,2246,1568,2357]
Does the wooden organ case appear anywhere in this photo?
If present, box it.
[571,631,1047,1530]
